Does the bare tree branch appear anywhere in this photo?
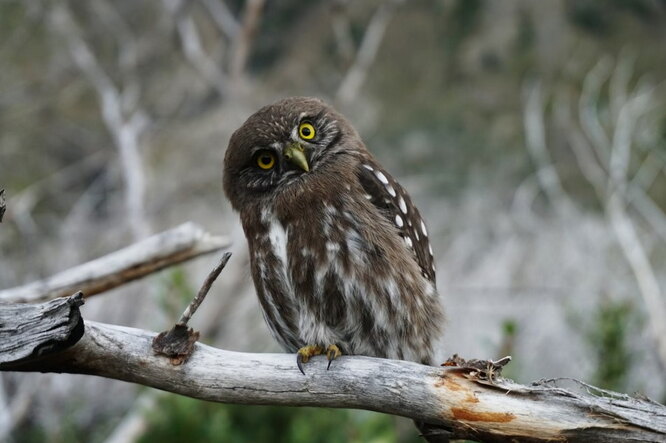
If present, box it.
[50,3,151,239]
[522,80,576,214]
[200,0,240,41]
[228,0,265,83]
[163,0,228,97]
[579,57,613,172]
[541,57,666,371]
[103,393,158,443]
[330,0,355,65]
[336,0,403,105]
[0,223,229,304]
[2,296,665,442]
[606,79,666,371]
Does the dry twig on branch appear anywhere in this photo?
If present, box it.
[1,295,665,442]
[0,223,229,304]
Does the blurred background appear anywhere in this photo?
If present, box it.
[1,0,666,441]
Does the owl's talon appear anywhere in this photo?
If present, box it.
[296,353,306,375]
[296,345,324,375]
[326,344,342,370]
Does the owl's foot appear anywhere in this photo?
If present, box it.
[296,344,342,375]
[325,344,341,370]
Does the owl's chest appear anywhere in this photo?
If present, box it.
[248,205,367,300]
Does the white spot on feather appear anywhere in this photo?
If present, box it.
[268,218,289,265]
[375,170,389,185]
[405,236,413,248]
[363,164,374,171]
[386,185,396,197]
[398,196,407,214]
[395,215,404,228]
[420,220,428,237]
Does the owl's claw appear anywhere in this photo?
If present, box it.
[296,345,324,375]
[295,344,342,374]
[326,344,342,370]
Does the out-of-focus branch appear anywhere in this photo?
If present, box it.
[103,393,158,443]
[200,0,240,41]
[90,0,139,75]
[522,81,575,214]
[330,0,355,65]
[0,189,5,223]
[2,297,665,442]
[50,4,150,239]
[229,0,265,83]
[335,0,403,105]
[560,94,666,243]
[606,79,666,370]
[163,0,228,97]
[0,223,229,304]
[578,57,613,171]
[551,56,666,371]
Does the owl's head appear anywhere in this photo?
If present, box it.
[223,97,361,211]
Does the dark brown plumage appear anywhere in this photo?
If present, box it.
[223,97,443,368]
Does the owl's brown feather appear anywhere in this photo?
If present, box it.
[223,97,443,365]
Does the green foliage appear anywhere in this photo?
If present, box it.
[448,0,483,44]
[496,319,520,381]
[139,394,421,443]
[586,298,640,392]
[156,267,195,320]
[566,0,661,35]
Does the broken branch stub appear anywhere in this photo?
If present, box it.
[0,292,85,370]
[152,252,232,364]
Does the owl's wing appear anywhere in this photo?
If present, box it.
[357,162,436,283]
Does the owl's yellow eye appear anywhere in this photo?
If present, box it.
[256,151,276,170]
[298,122,316,140]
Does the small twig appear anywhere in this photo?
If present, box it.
[178,252,232,325]
[152,252,232,364]
[0,189,5,222]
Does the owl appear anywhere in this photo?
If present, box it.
[223,97,443,373]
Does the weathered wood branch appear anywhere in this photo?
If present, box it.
[0,294,84,369]
[2,296,664,442]
[0,223,229,304]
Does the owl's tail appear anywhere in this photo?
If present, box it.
[413,420,453,443]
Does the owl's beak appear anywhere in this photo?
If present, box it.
[284,143,309,172]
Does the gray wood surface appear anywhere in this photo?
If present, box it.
[0,293,84,368]
[1,294,664,442]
